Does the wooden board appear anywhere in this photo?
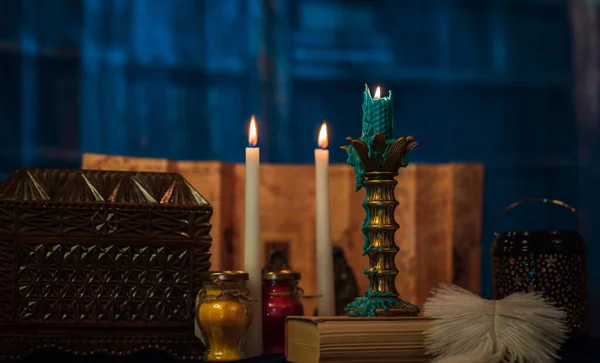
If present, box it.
[168,161,236,271]
[82,153,484,309]
[393,163,484,307]
[82,153,170,172]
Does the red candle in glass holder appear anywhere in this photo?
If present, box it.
[262,270,304,355]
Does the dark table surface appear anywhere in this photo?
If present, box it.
[243,336,600,362]
[10,337,600,363]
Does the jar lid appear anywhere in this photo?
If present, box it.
[202,271,249,282]
[262,269,301,280]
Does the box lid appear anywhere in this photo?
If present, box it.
[0,168,211,209]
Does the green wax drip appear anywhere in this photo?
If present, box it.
[344,289,421,317]
[361,196,370,255]
[353,142,398,256]
[349,141,400,256]
[346,146,365,192]
[343,295,402,317]
[381,139,396,161]
[365,289,395,298]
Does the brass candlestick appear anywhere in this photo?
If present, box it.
[342,133,420,317]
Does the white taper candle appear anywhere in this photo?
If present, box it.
[315,122,335,316]
[244,116,263,356]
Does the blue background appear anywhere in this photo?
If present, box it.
[0,0,598,336]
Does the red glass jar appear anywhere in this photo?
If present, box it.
[262,270,304,355]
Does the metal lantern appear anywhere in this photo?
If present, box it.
[491,199,589,335]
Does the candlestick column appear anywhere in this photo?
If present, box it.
[315,122,335,316]
[343,85,420,317]
[244,118,262,357]
[343,134,420,317]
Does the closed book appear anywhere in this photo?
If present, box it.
[285,316,434,363]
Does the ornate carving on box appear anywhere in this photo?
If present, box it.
[0,169,213,360]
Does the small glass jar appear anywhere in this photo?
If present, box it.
[196,271,253,361]
[262,270,304,355]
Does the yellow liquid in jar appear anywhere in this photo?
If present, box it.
[198,286,250,361]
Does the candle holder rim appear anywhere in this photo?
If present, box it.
[201,270,249,282]
[363,171,398,176]
[261,269,301,281]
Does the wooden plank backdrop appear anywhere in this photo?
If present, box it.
[82,153,484,310]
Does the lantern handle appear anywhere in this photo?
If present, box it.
[493,198,580,236]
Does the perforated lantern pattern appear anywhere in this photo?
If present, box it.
[492,232,589,334]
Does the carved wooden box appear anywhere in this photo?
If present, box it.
[0,169,212,360]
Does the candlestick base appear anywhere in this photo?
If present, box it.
[341,133,420,318]
[344,296,420,317]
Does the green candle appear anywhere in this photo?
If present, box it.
[361,84,393,142]
[347,84,395,192]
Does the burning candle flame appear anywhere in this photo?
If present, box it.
[248,116,258,147]
[374,87,381,100]
[318,122,328,149]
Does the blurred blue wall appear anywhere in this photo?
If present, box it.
[0,0,597,335]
